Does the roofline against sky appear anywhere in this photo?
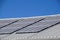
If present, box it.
[0,14,60,20]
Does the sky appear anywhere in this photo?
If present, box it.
[0,0,60,18]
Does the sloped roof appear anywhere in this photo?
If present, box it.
[0,14,60,40]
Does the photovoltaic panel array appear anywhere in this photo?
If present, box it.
[0,18,44,35]
[16,16,60,34]
[0,15,60,35]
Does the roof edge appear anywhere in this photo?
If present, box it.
[0,14,60,20]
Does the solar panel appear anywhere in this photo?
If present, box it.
[0,20,19,29]
[16,17,60,34]
[0,18,44,34]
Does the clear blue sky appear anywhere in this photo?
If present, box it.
[0,0,60,18]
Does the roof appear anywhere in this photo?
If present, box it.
[0,14,60,40]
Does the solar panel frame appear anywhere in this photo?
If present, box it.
[0,18,45,35]
[16,18,60,34]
